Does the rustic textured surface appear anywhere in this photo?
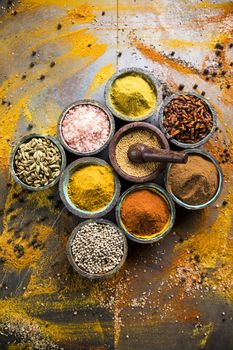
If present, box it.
[0,1,233,349]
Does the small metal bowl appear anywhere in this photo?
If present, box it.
[57,99,115,156]
[116,183,176,244]
[104,67,163,122]
[67,219,128,279]
[165,149,223,210]
[10,134,67,191]
[109,122,169,183]
[59,157,121,218]
[158,92,217,149]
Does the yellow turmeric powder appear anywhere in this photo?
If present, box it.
[109,73,157,119]
[67,164,115,211]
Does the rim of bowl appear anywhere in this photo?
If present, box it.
[67,218,128,279]
[116,183,176,244]
[59,157,121,218]
[165,149,224,210]
[104,67,163,122]
[158,92,217,149]
[10,133,67,191]
[108,122,170,183]
[57,99,116,156]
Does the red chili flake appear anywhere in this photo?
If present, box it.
[162,94,213,144]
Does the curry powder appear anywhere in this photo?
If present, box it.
[67,164,115,211]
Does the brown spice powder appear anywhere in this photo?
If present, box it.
[168,155,219,205]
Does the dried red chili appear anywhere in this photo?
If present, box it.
[162,94,213,144]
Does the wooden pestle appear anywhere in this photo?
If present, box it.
[127,143,188,164]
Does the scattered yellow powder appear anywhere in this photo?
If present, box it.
[85,63,115,97]
[67,164,115,211]
[109,73,157,119]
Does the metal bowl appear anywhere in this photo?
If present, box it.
[10,134,67,191]
[158,92,217,149]
[67,219,128,279]
[104,67,163,122]
[116,183,176,244]
[165,149,223,210]
[59,157,121,218]
[108,122,169,183]
[57,99,115,156]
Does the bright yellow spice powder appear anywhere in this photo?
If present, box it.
[67,165,115,212]
[109,73,157,118]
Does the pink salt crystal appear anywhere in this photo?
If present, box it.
[61,104,110,153]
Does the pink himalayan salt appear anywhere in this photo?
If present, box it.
[62,104,110,153]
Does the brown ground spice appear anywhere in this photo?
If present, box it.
[120,189,170,237]
[168,155,219,205]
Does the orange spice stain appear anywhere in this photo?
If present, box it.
[67,4,95,23]
[160,39,213,49]
[134,40,197,75]
[193,0,233,11]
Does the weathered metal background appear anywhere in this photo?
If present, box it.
[0,1,233,349]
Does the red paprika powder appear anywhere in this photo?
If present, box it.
[120,189,170,237]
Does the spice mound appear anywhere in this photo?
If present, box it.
[67,164,115,212]
[168,154,219,205]
[109,73,157,119]
[62,104,110,153]
[120,189,170,238]
[163,94,213,143]
[71,222,125,274]
[115,129,161,178]
[14,137,62,188]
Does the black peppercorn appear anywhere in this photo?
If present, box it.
[178,84,184,91]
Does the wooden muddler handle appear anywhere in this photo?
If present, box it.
[127,143,188,164]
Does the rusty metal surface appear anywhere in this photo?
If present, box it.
[0,1,233,349]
